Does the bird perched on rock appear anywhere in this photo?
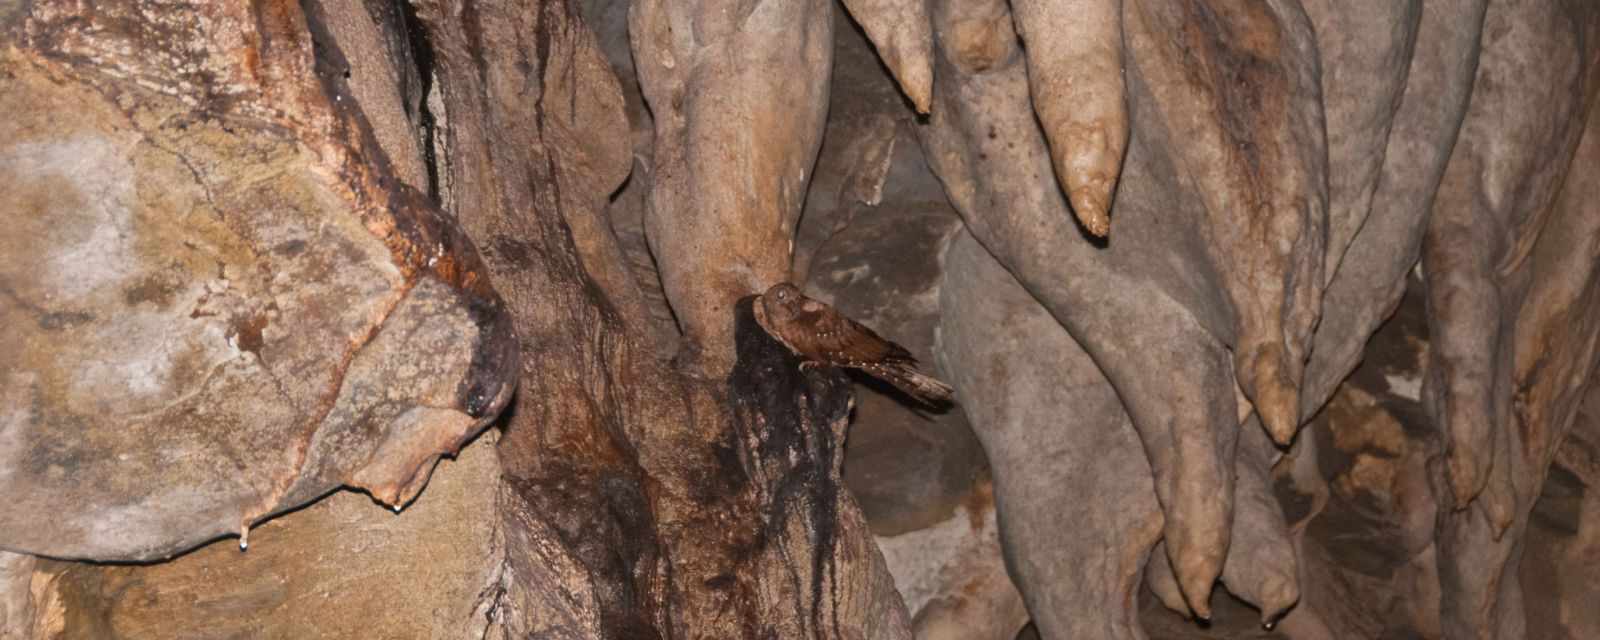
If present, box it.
[754,282,955,407]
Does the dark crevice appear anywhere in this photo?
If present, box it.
[400,0,442,205]
[298,0,352,104]
[300,0,406,188]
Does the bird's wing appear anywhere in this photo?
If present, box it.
[802,305,915,367]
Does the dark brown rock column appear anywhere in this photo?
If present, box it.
[412,0,911,636]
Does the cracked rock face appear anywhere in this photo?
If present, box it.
[0,3,517,562]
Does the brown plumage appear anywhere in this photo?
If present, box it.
[754,282,955,407]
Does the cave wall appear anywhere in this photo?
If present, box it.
[1,0,1599,639]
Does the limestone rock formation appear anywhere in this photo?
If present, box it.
[2,0,1599,638]
[0,1,518,562]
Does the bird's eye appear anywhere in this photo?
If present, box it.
[776,289,788,300]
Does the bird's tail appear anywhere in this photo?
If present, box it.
[868,360,956,408]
